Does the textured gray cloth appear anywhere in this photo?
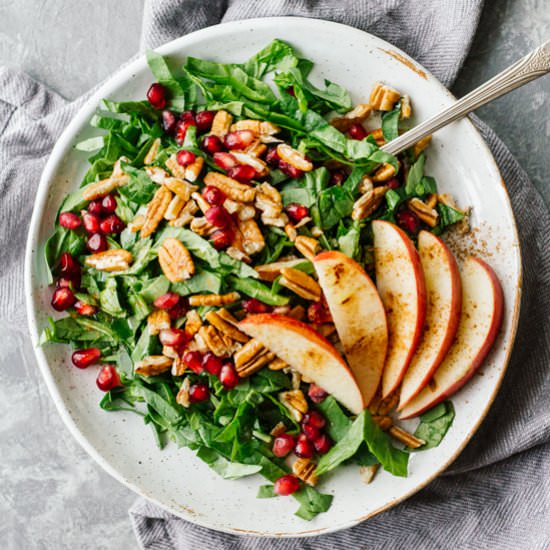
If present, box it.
[0,0,548,548]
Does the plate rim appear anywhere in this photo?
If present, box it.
[24,16,522,537]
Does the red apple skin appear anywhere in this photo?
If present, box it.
[398,231,462,409]
[372,220,427,397]
[399,257,504,419]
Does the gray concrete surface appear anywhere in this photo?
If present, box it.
[0,1,548,549]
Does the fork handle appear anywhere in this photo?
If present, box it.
[381,41,550,156]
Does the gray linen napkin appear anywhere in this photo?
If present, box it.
[0,0,548,548]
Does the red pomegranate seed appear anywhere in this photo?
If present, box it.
[96,365,121,392]
[302,424,320,441]
[348,123,367,140]
[175,120,196,146]
[159,328,187,348]
[210,228,234,250]
[205,206,232,228]
[303,410,326,430]
[202,352,223,376]
[219,363,239,389]
[162,110,178,134]
[274,475,300,496]
[242,298,272,314]
[308,383,328,404]
[189,383,210,403]
[224,130,256,150]
[72,347,101,369]
[59,252,79,276]
[213,152,238,171]
[387,177,401,189]
[279,161,303,179]
[86,233,108,253]
[176,150,196,167]
[294,434,315,458]
[51,287,76,311]
[202,135,224,154]
[100,214,125,235]
[307,302,332,325]
[285,203,310,223]
[330,171,346,186]
[396,209,421,234]
[74,300,97,316]
[227,164,256,183]
[59,212,81,230]
[272,433,295,458]
[180,110,196,123]
[265,146,281,167]
[195,110,216,133]
[183,351,204,374]
[87,200,104,216]
[82,212,101,234]
[168,301,188,320]
[202,185,226,207]
[153,292,180,309]
[101,194,117,213]
[313,433,332,454]
[286,86,296,97]
[147,83,167,109]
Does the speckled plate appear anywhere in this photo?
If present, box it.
[25,17,521,537]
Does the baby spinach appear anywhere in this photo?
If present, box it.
[381,104,401,142]
[229,276,289,306]
[413,401,455,450]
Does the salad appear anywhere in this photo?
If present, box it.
[41,40,500,521]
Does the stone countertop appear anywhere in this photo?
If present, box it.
[1,1,548,548]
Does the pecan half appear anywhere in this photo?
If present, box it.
[158,238,195,282]
[144,137,161,165]
[330,103,373,132]
[372,163,397,183]
[413,135,432,158]
[198,325,232,357]
[234,339,274,377]
[255,258,305,282]
[280,267,321,301]
[294,236,319,261]
[147,309,171,335]
[176,377,191,407]
[146,166,170,183]
[184,157,204,183]
[190,216,216,236]
[351,185,388,221]
[237,218,265,255]
[231,152,269,177]
[82,175,129,201]
[128,214,146,233]
[203,172,256,203]
[408,197,439,227]
[164,195,187,221]
[268,357,288,371]
[165,154,186,179]
[293,458,318,486]
[184,310,203,337]
[163,177,197,202]
[279,389,308,422]
[369,81,401,111]
[85,249,133,272]
[141,185,173,238]
[210,110,233,137]
[205,310,249,343]
[169,199,199,228]
[276,143,313,172]
[135,355,172,376]
[188,292,240,307]
[359,464,379,484]
[400,95,412,119]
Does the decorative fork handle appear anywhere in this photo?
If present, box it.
[381,41,550,156]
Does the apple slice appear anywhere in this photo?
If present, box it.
[313,250,388,407]
[399,257,504,419]
[372,220,427,397]
[398,231,462,409]
[239,314,365,414]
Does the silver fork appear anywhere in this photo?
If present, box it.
[381,41,550,156]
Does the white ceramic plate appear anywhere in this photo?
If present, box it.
[25,17,521,537]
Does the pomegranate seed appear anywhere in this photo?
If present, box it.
[82,212,101,234]
[147,83,167,109]
[308,383,328,404]
[59,212,81,230]
[307,302,332,325]
[168,301,188,320]
[189,383,210,403]
[195,110,216,133]
[224,130,256,150]
[74,300,97,316]
[86,233,108,253]
[202,185,226,207]
[183,351,204,374]
[330,171,346,186]
[213,152,238,171]
[279,161,303,179]
[348,123,367,140]
[303,410,326,429]
[87,200,104,216]
[100,214,125,235]
[210,228,234,250]
[72,347,101,369]
[219,363,239,389]
[202,135,225,154]
[265,146,281,167]
[285,203,310,223]
[159,328,187,347]
[302,424,320,441]
[101,194,117,213]
[387,177,401,189]
[153,293,180,309]
[272,434,295,458]
[176,150,196,167]
[161,110,178,134]
[205,206,232,228]
[96,365,121,392]
[51,287,76,311]
[274,475,300,496]
[175,120,196,146]
[227,164,256,183]
[396,209,421,234]
[180,110,196,122]
[313,433,332,454]
[242,298,272,314]
[202,352,223,376]
[294,434,315,458]
[59,252,79,276]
